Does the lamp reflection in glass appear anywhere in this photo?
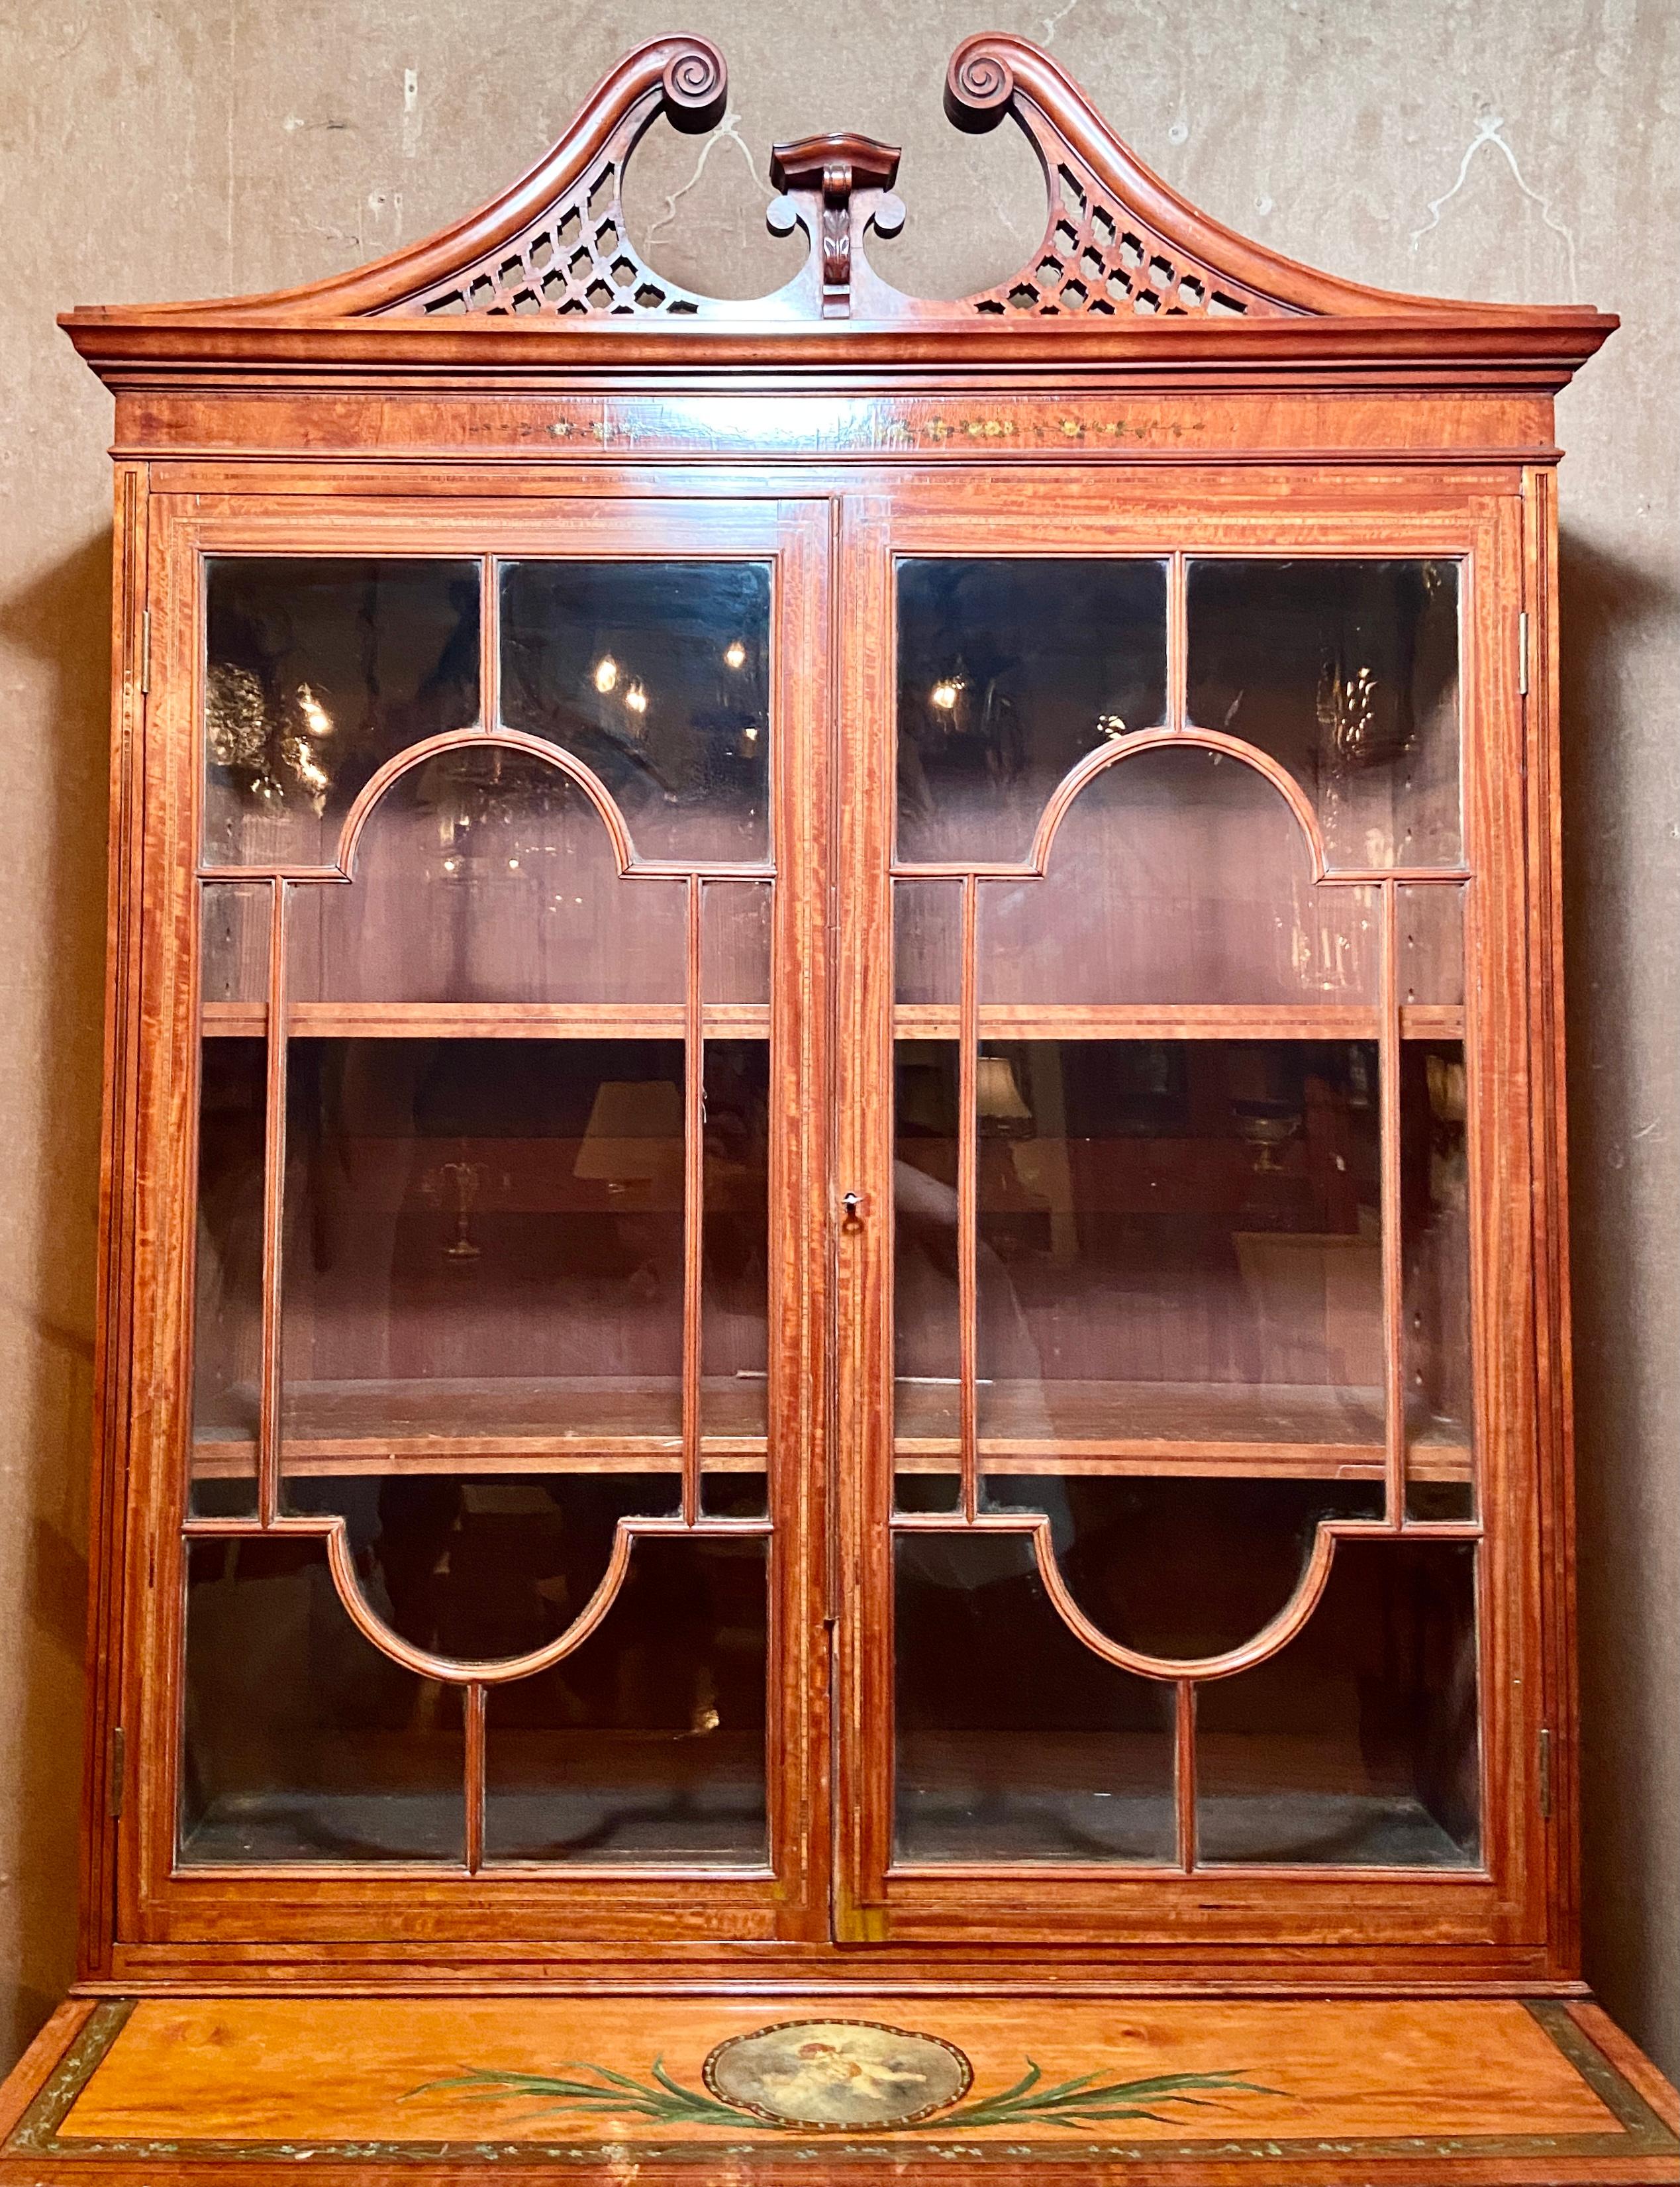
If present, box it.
[593,655,620,695]
[1232,1097,1302,1174]
[421,1157,493,1262]
[430,744,532,878]
[624,681,649,720]
[289,740,329,799]
[976,1053,1032,1137]
[438,1159,485,1262]
[1427,1052,1467,1124]
[573,1080,683,1202]
[724,638,748,671]
[296,682,333,740]
[976,1050,1048,1255]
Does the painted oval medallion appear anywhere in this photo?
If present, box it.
[703,2017,973,2131]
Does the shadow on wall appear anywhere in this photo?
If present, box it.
[1557,525,1679,2060]
[0,524,113,2063]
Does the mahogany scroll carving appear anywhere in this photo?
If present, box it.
[368,31,1482,325]
[768,135,904,319]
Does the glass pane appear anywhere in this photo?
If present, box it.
[991,1481,1382,1663]
[193,884,270,1519]
[499,560,771,863]
[181,1537,464,1863]
[981,748,1380,1008]
[703,1039,770,1513]
[1404,1039,1475,1520]
[895,878,960,1011]
[288,748,685,1008]
[201,878,270,1007]
[204,558,479,866]
[897,558,1168,863]
[484,1535,767,1864]
[283,1472,668,1660]
[1186,559,1461,870]
[1195,1540,1480,1867]
[279,1038,687,1500]
[895,880,963,1511]
[894,1041,962,1513]
[1399,881,1465,1009]
[702,878,771,1007]
[895,1533,1175,1862]
[973,1040,1386,1488]
[701,884,771,1514]
[191,1035,266,1520]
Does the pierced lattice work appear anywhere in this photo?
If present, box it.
[971,159,1258,320]
[373,34,1309,325]
[397,153,705,319]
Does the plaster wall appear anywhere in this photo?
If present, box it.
[1,0,1674,2076]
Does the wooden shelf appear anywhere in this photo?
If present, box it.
[193,1378,1471,1483]
[198,1000,1462,1045]
[201,1002,770,1039]
[893,1378,1471,1482]
[193,1376,768,1477]
[193,1001,1469,1049]
[893,1003,1463,1041]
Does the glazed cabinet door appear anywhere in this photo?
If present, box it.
[832,476,1550,1962]
[118,493,832,1950]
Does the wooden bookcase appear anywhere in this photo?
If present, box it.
[9,30,1673,2186]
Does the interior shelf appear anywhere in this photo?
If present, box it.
[201,1001,770,1039]
[191,1376,1470,1483]
[192,1375,769,1476]
[893,1378,1471,1482]
[195,1001,1462,1043]
[893,1003,1464,1041]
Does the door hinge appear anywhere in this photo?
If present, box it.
[139,609,151,695]
[1517,610,1530,698]
[107,1725,126,1820]
[1538,1725,1553,1821]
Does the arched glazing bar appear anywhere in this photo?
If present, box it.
[187,580,779,1866]
[888,648,1480,1871]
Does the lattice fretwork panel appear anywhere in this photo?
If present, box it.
[393,153,705,319]
[971,159,1271,319]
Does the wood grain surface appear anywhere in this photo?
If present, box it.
[40,1994,1642,2145]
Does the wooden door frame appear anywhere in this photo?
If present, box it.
[110,487,836,1957]
[830,465,1553,1970]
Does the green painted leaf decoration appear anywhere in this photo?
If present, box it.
[406,2056,1280,2135]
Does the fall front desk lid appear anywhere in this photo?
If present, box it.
[2,1991,1677,2183]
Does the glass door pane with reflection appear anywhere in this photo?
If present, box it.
[887,550,1479,1878]
[183,555,775,1870]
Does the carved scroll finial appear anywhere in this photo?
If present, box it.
[769,134,903,318]
[662,38,728,131]
[945,39,1016,132]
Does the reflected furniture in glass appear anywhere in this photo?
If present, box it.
[29,31,1671,2187]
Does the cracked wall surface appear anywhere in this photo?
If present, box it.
[1,0,1675,2078]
